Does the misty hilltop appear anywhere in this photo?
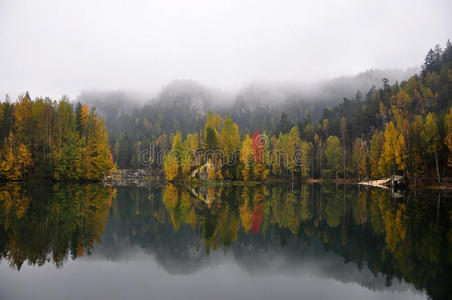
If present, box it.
[78,67,416,136]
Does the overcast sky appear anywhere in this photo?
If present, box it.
[0,0,451,99]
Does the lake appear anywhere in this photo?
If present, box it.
[0,182,451,300]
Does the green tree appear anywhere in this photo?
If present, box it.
[340,117,347,178]
[325,136,342,179]
[444,108,452,169]
[53,100,83,180]
[204,126,219,151]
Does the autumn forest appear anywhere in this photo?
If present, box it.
[0,98,112,181]
[160,41,452,185]
[1,42,452,187]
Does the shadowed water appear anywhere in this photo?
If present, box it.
[0,183,451,300]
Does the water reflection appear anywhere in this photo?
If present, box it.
[0,182,112,269]
[0,183,451,299]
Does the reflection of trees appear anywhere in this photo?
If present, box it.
[325,188,341,228]
[0,183,112,269]
[3,181,451,299]
[239,187,252,234]
[151,183,452,300]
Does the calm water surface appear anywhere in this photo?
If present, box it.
[0,183,451,300]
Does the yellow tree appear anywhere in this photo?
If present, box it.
[163,154,178,181]
[382,121,398,175]
[219,118,240,165]
[288,126,300,181]
[207,158,216,180]
[17,143,32,179]
[183,133,199,174]
[253,163,269,181]
[0,133,33,180]
[85,116,113,181]
[395,134,408,173]
[0,137,18,180]
[240,135,253,181]
[163,132,184,180]
[205,111,223,132]
[390,88,412,125]
[324,136,342,179]
[239,188,252,233]
[180,139,192,176]
[75,103,89,138]
[162,184,181,231]
[187,132,199,152]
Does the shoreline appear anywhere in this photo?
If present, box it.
[104,170,452,190]
[4,169,450,190]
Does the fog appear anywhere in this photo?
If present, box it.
[0,0,451,100]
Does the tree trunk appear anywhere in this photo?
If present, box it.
[335,157,338,180]
[357,152,360,181]
[435,150,440,183]
[320,154,322,180]
[312,154,314,179]
[343,149,346,179]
